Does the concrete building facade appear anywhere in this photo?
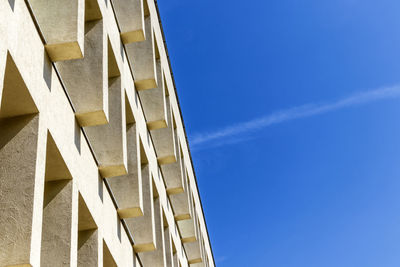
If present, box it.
[0,0,214,266]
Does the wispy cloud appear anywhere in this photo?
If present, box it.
[190,85,400,149]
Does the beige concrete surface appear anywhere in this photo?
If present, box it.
[0,0,214,266]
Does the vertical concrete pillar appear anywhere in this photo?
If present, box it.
[40,133,73,267]
[56,12,108,127]
[126,17,157,90]
[28,0,85,61]
[112,0,146,44]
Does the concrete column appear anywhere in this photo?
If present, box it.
[56,18,108,127]
[28,0,85,61]
[139,60,168,130]
[85,75,128,178]
[139,197,166,267]
[112,0,146,44]
[126,17,157,90]
[125,164,156,253]
[107,123,144,218]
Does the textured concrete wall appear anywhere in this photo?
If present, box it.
[0,0,214,266]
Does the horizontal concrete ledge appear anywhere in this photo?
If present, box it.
[147,120,167,131]
[75,110,108,127]
[175,214,191,221]
[157,155,176,165]
[181,236,197,244]
[133,242,156,253]
[121,30,146,44]
[45,41,83,62]
[188,258,202,264]
[117,207,143,219]
[99,165,127,178]
[134,79,157,91]
[166,187,184,196]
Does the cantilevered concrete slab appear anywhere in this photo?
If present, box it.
[29,0,85,61]
[56,16,108,127]
[126,17,157,90]
[139,60,168,131]
[112,0,146,44]
[85,75,128,178]
[107,123,144,218]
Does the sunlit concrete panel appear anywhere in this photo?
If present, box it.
[126,17,157,90]
[184,241,202,266]
[112,0,146,44]
[85,76,128,178]
[40,133,73,267]
[107,124,144,218]
[28,0,85,61]
[177,219,196,244]
[56,19,108,127]
[140,60,167,130]
[162,144,184,195]
[151,97,177,165]
[125,164,157,253]
[139,198,166,267]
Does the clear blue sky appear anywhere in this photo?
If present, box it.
[157,1,400,266]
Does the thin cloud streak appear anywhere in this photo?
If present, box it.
[190,85,400,147]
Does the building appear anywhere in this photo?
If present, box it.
[0,0,214,266]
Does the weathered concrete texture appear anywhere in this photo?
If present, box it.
[0,115,39,266]
[29,0,85,61]
[152,96,177,165]
[140,197,166,267]
[112,0,145,44]
[56,18,108,127]
[40,133,74,267]
[77,194,98,266]
[139,60,167,130]
[85,76,128,178]
[163,227,174,267]
[126,164,156,253]
[108,124,144,218]
[126,17,157,90]
[0,0,215,265]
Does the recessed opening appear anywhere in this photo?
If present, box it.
[41,132,73,267]
[0,52,39,266]
[78,194,98,267]
[103,241,117,267]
